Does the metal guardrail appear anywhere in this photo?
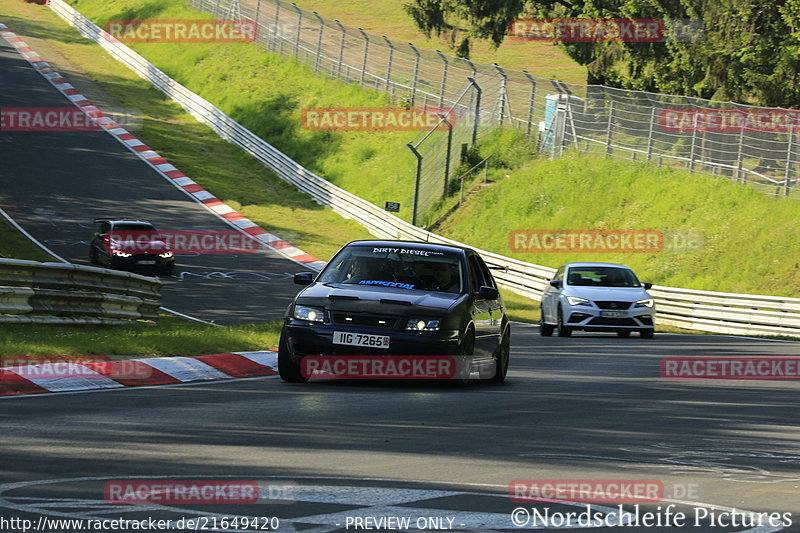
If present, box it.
[0,259,162,324]
[46,0,800,338]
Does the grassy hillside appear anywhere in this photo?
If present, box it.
[292,0,587,83]
[441,130,800,296]
[5,0,800,304]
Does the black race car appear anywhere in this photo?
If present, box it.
[278,240,510,383]
[89,219,175,275]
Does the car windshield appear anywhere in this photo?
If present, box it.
[318,245,465,293]
[113,223,156,232]
[566,266,641,287]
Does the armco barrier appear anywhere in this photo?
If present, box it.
[0,259,162,324]
[41,0,800,338]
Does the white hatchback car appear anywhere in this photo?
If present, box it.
[540,262,655,338]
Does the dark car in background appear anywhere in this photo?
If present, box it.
[278,240,510,383]
[89,219,175,275]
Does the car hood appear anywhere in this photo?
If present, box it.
[296,283,461,313]
[564,286,651,302]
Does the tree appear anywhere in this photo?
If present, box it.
[403,0,800,107]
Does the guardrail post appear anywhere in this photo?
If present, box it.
[358,28,369,85]
[522,70,537,139]
[407,143,423,226]
[605,100,614,157]
[436,50,448,108]
[409,43,421,106]
[291,3,302,59]
[785,128,795,196]
[440,113,453,198]
[646,107,655,162]
[468,77,481,146]
[313,12,324,72]
[335,20,346,79]
[273,0,282,53]
[383,36,394,94]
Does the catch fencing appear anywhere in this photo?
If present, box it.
[0,259,162,324]
[189,0,800,221]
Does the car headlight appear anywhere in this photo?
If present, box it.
[158,251,174,258]
[635,298,654,308]
[566,296,592,307]
[111,250,132,257]
[405,318,441,331]
[293,305,325,323]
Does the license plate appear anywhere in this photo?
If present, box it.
[137,260,156,265]
[601,311,628,318]
[332,331,390,349]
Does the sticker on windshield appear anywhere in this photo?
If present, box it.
[358,280,415,290]
[372,247,444,257]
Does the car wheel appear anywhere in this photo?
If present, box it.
[539,312,554,337]
[640,328,655,339]
[617,331,631,338]
[490,324,510,383]
[556,306,572,337]
[277,330,307,383]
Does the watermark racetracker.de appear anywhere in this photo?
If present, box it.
[507,18,703,42]
[508,229,703,254]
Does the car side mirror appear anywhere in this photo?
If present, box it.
[643,282,652,290]
[477,285,500,300]
[294,272,314,285]
[549,279,562,288]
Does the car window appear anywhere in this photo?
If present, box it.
[475,255,496,289]
[566,266,641,287]
[98,222,111,234]
[318,245,465,293]
[467,255,487,293]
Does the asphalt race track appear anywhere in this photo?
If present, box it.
[2,324,800,532]
[0,37,304,324]
[2,19,800,533]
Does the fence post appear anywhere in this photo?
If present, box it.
[440,113,453,198]
[736,122,745,183]
[468,77,482,146]
[436,50,448,108]
[292,3,302,59]
[605,100,614,157]
[358,28,369,85]
[254,0,262,40]
[493,63,509,126]
[522,70,537,139]
[383,36,394,94]
[273,0,282,53]
[313,12,324,72]
[335,20,346,79]
[464,58,477,116]
[785,128,795,196]
[407,143,423,226]
[409,43,421,106]
[688,114,698,172]
[646,107,655,162]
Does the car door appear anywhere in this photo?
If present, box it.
[475,254,503,345]
[467,253,495,356]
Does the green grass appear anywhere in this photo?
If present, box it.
[0,218,53,262]
[438,129,800,297]
[0,0,375,263]
[0,315,282,357]
[292,0,587,83]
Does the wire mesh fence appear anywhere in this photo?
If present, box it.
[190,0,800,223]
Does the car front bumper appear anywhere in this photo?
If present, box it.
[562,304,654,331]
[282,320,462,361]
